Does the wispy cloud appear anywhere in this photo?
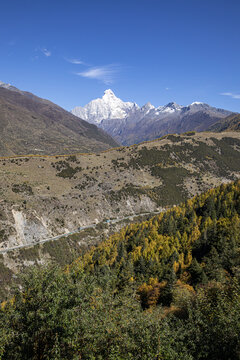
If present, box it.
[220,92,240,99]
[41,48,51,57]
[76,65,120,84]
[66,58,84,65]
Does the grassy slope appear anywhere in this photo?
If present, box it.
[0,131,240,295]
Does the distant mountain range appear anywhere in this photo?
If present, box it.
[0,82,118,156]
[72,89,233,145]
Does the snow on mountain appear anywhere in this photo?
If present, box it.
[159,102,184,113]
[191,101,204,105]
[0,81,12,89]
[71,90,203,125]
[71,90,233,145]
[140,102,155,114]
[72,89,138,124]
[0,81,20,92]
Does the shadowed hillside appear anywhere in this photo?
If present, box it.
[209,112,240,132]
[0,87,118,156]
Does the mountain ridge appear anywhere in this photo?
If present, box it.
[72,90,233,145]
[0,82,119,156]
[208,112,240,132]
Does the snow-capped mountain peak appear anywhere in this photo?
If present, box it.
[0,80,12,89]
[72,89,137,124]
[187,102,211,111]
[0,80,20,92]
[103,89,116,98]
[140,102,155,114]
[142,102,154,109]
[160,102,183,113]
[71,91,232,146]
[190,101,204,106]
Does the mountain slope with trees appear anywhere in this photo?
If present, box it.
[0,180,240,359]
[0,131,240,298]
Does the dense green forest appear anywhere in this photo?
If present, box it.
[1,180,240,359]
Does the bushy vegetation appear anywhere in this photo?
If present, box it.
[108,183,147,202]
[54,160,82,179]
[1,181,240,359]
[12,183,33,195]
[0,258,13,299]
[131,137,240,177]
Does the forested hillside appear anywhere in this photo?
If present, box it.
[1,180,240,359]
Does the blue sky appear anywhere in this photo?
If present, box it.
[1,0,240,112]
